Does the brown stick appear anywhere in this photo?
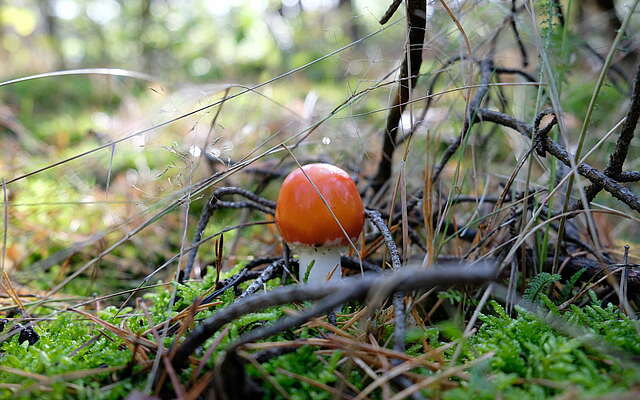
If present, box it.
[372,0,427,193]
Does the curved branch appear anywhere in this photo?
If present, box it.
[171,265,497,372]
[182,187,276,282]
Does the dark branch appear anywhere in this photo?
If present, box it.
[510,0,529,67]
[372,0,427,192]
[605,62,640,177]
[472,108,640,213]
[432,59,494,182]
[568,62,640,211]
[557,256,640,295]
[182,187,276,282]
[493,67,537,83]
[379,0,402,25]
[214,200,274,215]
[543,135,640,212]
[171,264,498,372]
[201,257,281,304]
[236,259,285,300]
[365,209,406,355]
[365,209,402,271]
[341,256,383,273]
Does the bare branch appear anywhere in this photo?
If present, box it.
[171,264,497,372]
[372,0,427,192]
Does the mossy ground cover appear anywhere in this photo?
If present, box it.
[2,265,640,399]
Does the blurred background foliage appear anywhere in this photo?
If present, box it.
[0,0,639,294]
[1,0,393,80]
[0,0,403,292]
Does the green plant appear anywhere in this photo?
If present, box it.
[523,273,560,303]
[447,301,640,399]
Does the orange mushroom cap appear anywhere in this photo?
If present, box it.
[275,163,365,247]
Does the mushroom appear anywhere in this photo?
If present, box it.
[275,163,364,283]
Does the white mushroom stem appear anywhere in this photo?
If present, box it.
[294,245,344,283]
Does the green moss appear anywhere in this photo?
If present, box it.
[0,312,133,400]
[3,263,640,399]
[446,301,640,399]
[248,347,347,400]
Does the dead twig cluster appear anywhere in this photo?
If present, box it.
[171,264,497,398]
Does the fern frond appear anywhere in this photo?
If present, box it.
[560,268,586,300]
[524,272,561,303]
